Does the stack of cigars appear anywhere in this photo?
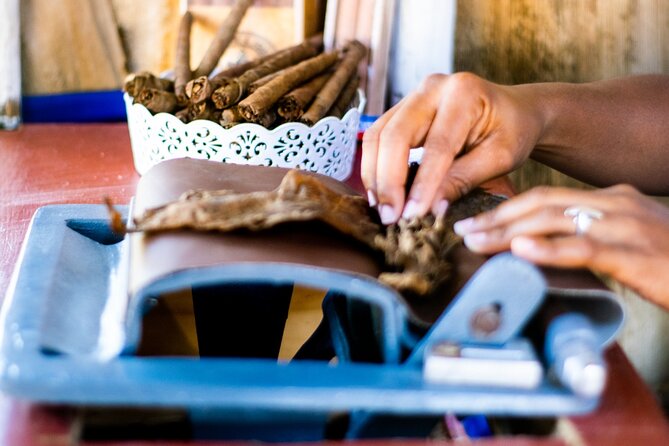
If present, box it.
[124,0,366,129]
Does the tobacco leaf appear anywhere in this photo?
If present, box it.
[128,169,381,248]
[113,170,503,297]
[375,190,504,295]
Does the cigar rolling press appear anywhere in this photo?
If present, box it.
[0,163,625,440]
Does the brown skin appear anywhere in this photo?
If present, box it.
[362,73,669,308]
[453,185,669,309]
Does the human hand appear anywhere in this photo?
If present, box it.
[361,72,544,224]
[453,184,669,309]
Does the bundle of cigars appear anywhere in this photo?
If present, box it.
[124,0,366,129]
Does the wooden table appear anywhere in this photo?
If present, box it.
[0,124,668,445]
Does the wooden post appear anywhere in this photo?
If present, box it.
[0,0,21,129]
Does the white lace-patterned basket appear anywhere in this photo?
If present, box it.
[124,92,365,181]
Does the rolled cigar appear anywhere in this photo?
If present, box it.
[189,101,221,122]
[137,88,178,113]
[237,51,338,122]
[219,105,276,128]
[124,72,173,98]
[215,33,322,79]
[252,108,277,128]
[220,106,245,128]
[211,41,319,109]
[277,72,331,120]
[193,0,253,78]
[175,107,190,123]
[185,75,218,105]
[301,41,366,125]
[248,70,284,94]
[328,75,359,118]
[186,42,320,104]
[174,11,193,104]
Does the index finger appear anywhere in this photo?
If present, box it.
[361,98,405,204]
[373,79,448,223]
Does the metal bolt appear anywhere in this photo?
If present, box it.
[470,303,502,337]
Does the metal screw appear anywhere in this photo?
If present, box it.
[470,302,502,337]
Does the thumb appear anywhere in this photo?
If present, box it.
[432,149,513,211]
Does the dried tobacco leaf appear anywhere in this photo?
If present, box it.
[108,170,504,297]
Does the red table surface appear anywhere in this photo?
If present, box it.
[0,124,668,446]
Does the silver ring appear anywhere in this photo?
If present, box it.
[564,206,603,235]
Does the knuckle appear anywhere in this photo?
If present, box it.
[446,71,482,91]
[418,73,448,92]
[525,186,553,205]
[544,206,566,225]
[609,183,639,195]
[446,173,474,200]
[608,184,642,208]
[423,134,453,154]
[362,125,381,145]
[487,226,508,243]
[360,169,374,189]
[378,128,406,148]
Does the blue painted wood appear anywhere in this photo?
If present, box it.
[0,204,624,418]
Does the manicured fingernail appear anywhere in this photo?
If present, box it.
[463,232,488,250]
[511,236,536,255]
[367,190,378,207]
[433,199,449,218]
[402,199,420,219]
[379,204,397,225]
[453,217,475,236]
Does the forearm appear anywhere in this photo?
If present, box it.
[518,75,669,194]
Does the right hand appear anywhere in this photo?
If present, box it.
[361,72,545,224]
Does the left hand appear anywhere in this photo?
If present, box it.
[453,184,669,309]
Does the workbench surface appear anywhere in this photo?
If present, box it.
[0,124,667,445]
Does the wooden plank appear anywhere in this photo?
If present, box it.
[0,0,21,128]
[112,0,181,74]
[455,0,669,192]
[21,0,128,94]
[278,286,326,361]
[294,0,326,42]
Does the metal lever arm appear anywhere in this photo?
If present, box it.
[407,253,546,365]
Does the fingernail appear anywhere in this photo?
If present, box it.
[463,232,488,250]
[453,217,475,236]
[379,204,397,225]
[433,199,449,218]
[402,199,421,219]
[367,190,378,207]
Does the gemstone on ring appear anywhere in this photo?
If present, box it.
[564,206,603,235]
